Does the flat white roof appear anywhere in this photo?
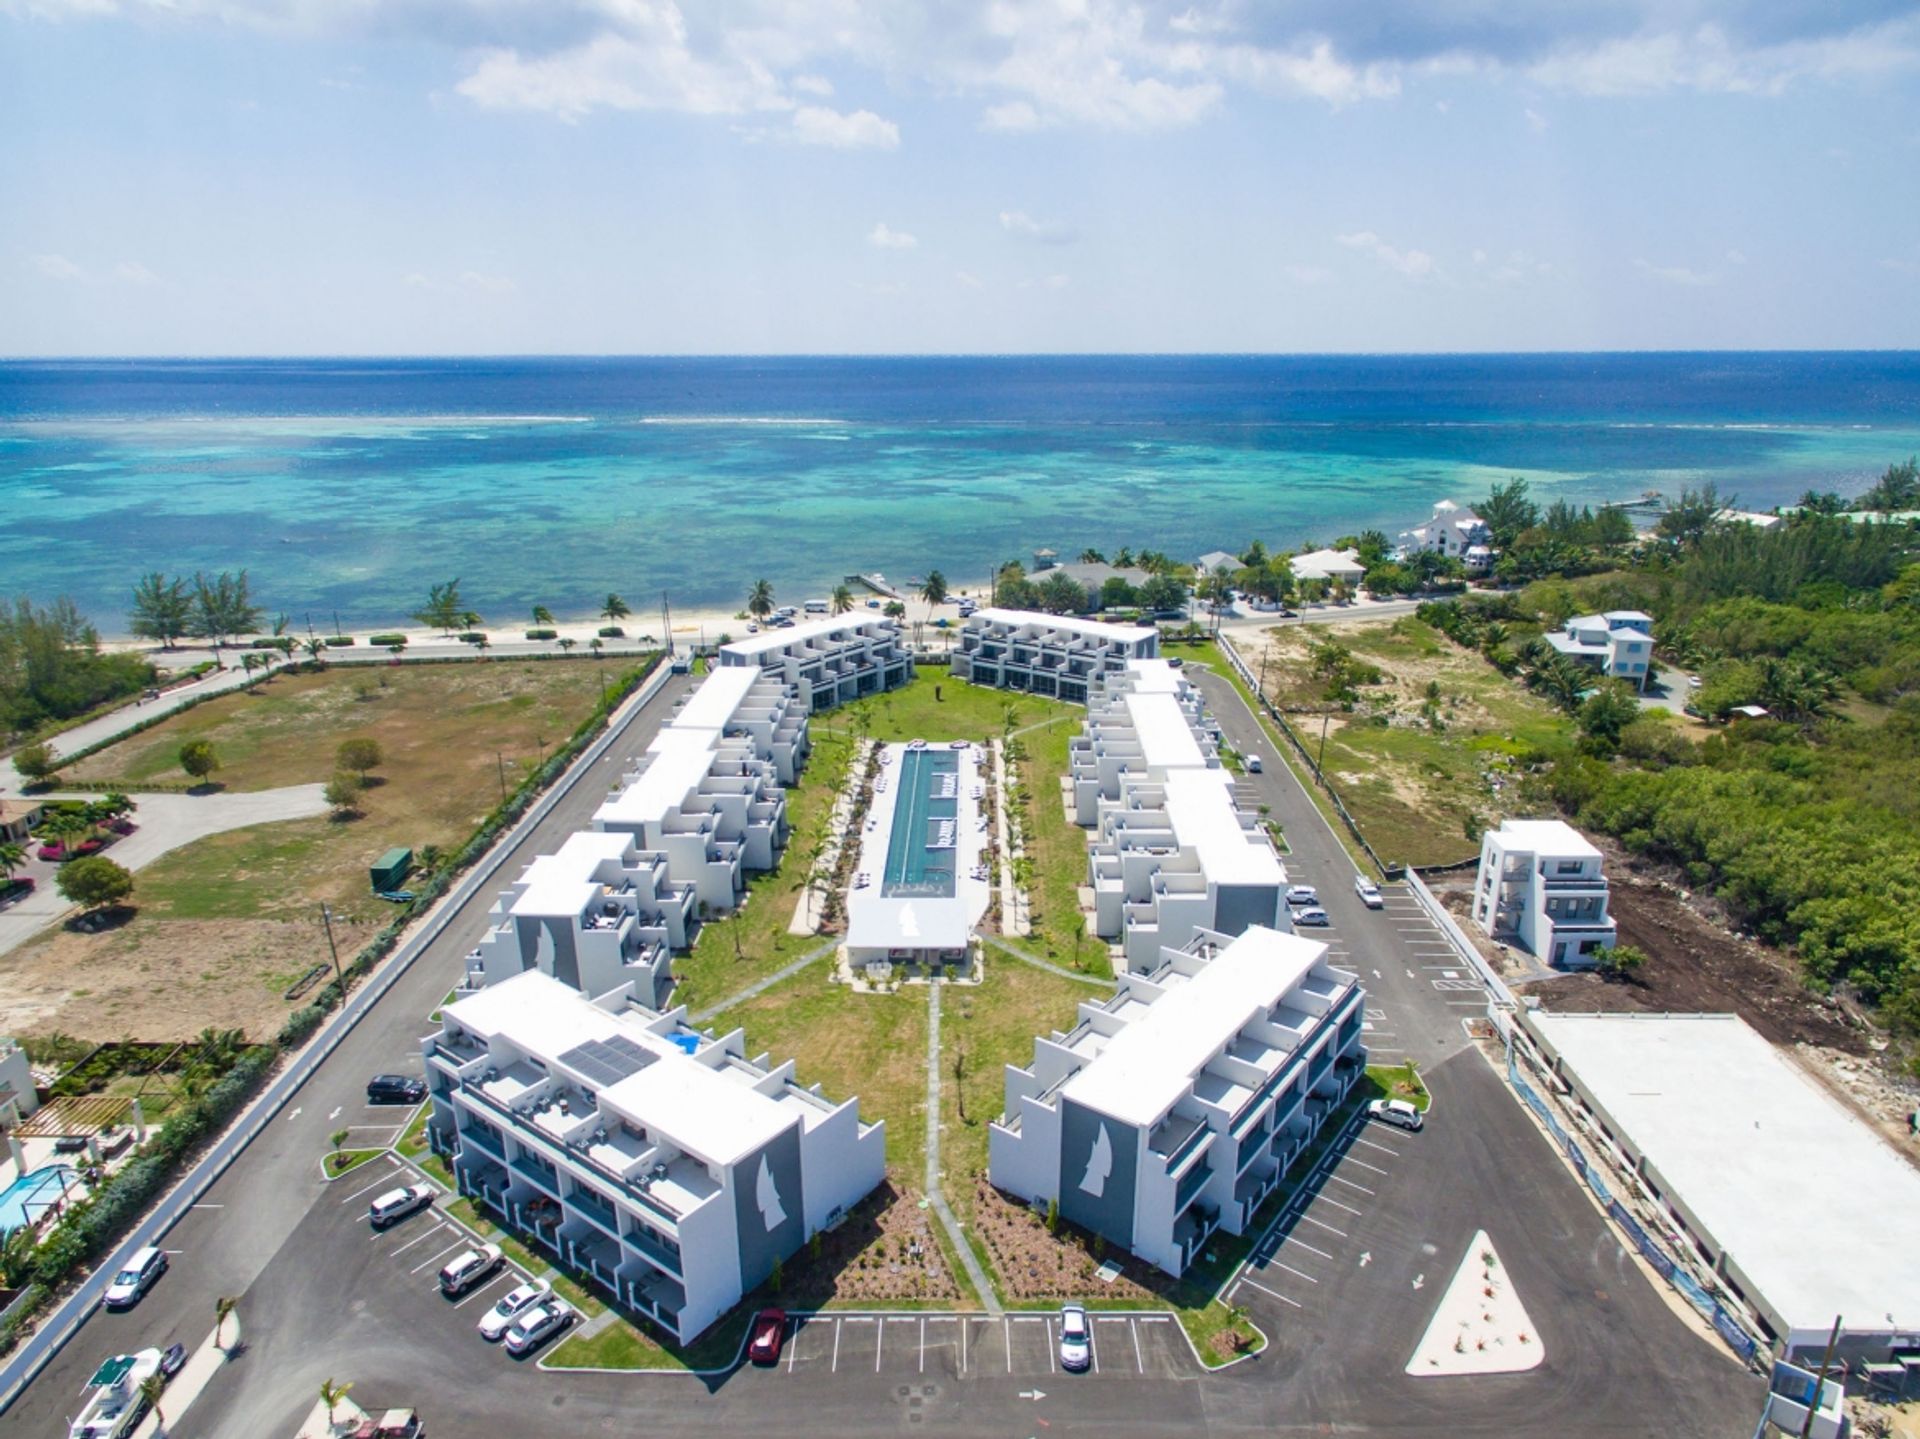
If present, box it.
[971,608,1156,644]
[1124,691,1206,771]
[1289,547,1365,576]
[1063,926,1326,1128]
[720,615,888,658]
[1163,769,1285,887]
[1122,658,1184,693]
[672,666,764,732]
[446,971,793,1169]
[1491,818,1600,860]
[1531,1012,1920,1340]
[509,831,634,917]
[597,730,720,828]
[845,895,974,951]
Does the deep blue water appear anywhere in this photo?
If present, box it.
[2,354,1917,632]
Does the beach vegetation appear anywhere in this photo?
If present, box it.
[0,595,156,742]
[532,605,554,625]
[1036,570,1089,614]
[366,633,406,647]
[187,569,264,646]
[1474,477,1540,547]
[601,593,631,625]
[1137,574,1187,614]
[831,584,854,614]
[919,569,949,606]
[128,572,193,648]
[747,579,775,622]
[411,579,468,637]
[1853,456,1919,514]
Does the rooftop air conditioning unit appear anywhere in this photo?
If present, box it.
[483,1067,499,1082]
[650,1163,669,1181]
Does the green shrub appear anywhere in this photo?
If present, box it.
[597,626,625,638]
[457,632,486,644]
[324,636,356,647]
[367,633,407,647]
[524,628,558,641]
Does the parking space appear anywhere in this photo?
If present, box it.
[767,1310,1195,1380]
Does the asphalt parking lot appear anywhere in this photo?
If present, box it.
[753,1309,1194,1381]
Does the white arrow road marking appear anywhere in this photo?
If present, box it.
[286,1108,302,1122]
[1412,1274,1425,1290]
[1359,1251,1371,1267]
[329,1106,342,1120]
[1405,969,1415,978]
[1019,1389,1047,1401]
[1372,969,1381,978]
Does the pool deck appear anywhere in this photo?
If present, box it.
[845,740,991,960]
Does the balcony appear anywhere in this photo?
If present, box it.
[459,1121,505,1159]
[1175,1160,1212,1213]
[1149,1112,1212,1172]
[623,1223,684,1276]
[567,1183,621,1239]
[510,1153,560,1195]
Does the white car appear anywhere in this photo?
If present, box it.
[1353,876,1384,909]
[1285,885,1319,907]
[438,1244,504,1297]
[503,1298,576,1357]
[102,1246,168,1310]
[478,1279,551,1341]
[368,1183,435,1229]
[1057,1303,1091,1372]
[1369,1098,1424,1132]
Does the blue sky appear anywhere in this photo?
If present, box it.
[4,0,1919,354]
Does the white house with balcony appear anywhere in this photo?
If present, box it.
[718,616,913,713]
[1287,548,1367,586]
[458,831,696,1010]
[1398,500,1493,571]
[1545,611,1655,691]
[1067,660,1220,825]
[666,666,812,783]
[988,926,1366,1277]
[425,970,885,1345]
[951,608,1158,704]
[592,727,788,916]
[1472,818,1617,967]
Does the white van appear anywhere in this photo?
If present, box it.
[803,599,829,614]
[1246,754,1264,773]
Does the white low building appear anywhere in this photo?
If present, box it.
[989,926,1366,1277]
[1523,1010,1920,1366]
[951,608,1159,704]
[0,1035,39,1128]
[459,831,695,1010]
[593,727,788,916]
[718,616,913,713]
[1471,818,1616,967]
[1195,550,1240,577]
[1287,547,1367,586]
[1545,610,1655,691]
[426,970,885,1345]
[1068,660,1221,825]
[1398,499,1491,566]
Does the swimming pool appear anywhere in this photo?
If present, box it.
[0,1164,79,1235]
[883,748,960,899]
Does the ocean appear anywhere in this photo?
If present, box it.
[3,354,1918,635]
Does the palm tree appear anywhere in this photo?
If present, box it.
[919,570,948,606]
[1077,549,1105,564]
[214,1294,238,1349]
[532,605,554,625]
[320,1377,354,1429]
[240,652,259,682]
[601,594,631,625]
[329,1127,350,1173]
[303,636,326,667]
[557,636,577,655]
[831,584,854,615]
[458,610,482,633]
[746,579,775,623]
[138,1374,167,1435]
[1,841,27,883]
[588,636,604,661]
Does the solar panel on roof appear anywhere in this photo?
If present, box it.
[559,1034,655,1088]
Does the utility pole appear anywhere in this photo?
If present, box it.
[661,591,673,658]
[1258,647,1270,704]
[1797,1316,1842,1439]
[318,903,344,993]
[496,751,508,805]
[1316,711,1331,777]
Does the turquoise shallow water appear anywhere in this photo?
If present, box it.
[2,355,1917,632]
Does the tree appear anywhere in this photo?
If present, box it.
[1036,570,1088,615]
[128,573,192,648]
[1476,478,1540,548]
[883,599,908,620]
[336,737,382,776]
[1098,575,1137,610]
[0,841,23,883]
[137,1373,167,1434]
[1138,574,1187,615]
[1598,943,1647,979]
[919,569,949,606]
[178,738,220,784]
[329,1126,350,1172]
[1076,548,1106,564]
[324,771,365,816]
[746,580,774,623]
[1656,483,1725,549]
[57,856,133,912]
[320,1378,354,1428]
[214,1295,238,1349]
[588,636,604,660]
[12,741,55,784]
[830,584,854,615]
[1576,681,1642,751]
[601,593,631,625]
[1855,456,1920,513]
[302,636,326,666]
[531,605,554,625]
[557,636,577,654]
[188,570,263,646]
[412,580,465,637]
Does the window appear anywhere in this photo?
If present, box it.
[1555,860,1583,874]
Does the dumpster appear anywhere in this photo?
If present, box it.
[370,847,413,894]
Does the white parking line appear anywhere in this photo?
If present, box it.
[1004,1318,1012,1374]
[1238,1275,1302,1308]
[919,1316,925,1372]
[1266,1258,1318,1284]
[1085,1318,1098,1374]
[1314,1193,1363,1216]
[338,1166,402,1205]
[787,1319,800,1372]
[961,1316,967,1372]
[453,1272,519,1309]
[1132,1318,1145,1372]
[1300,1213,1348,1237]
[1353,1137,1400,1158]
[876,1317,883,1371]
[409,1239,468,1275]
[385,1220,449,1255]
[1284,1235,1334,1259]
[1045,1317,1057,1373]
[831,1318,842,1372]
[1344,1155,1391,1176]
[1329,1173,1375,1196]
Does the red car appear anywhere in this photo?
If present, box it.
[748,1308,787,1366]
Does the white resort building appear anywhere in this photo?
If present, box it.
[988,926,1366,1277]
[426,970,885,1345]
[1544,611,1655,691]
[951,608,1159,703]
[1071,660,1288,971]
[717,615,914,713]
[1397,499,1494,571]
[1472,818,1617,967]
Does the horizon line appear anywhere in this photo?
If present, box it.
[5,347,1920,364]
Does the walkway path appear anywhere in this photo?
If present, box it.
[976,932,1108,987]
[925,980,1002,1317]
[689,936,841,1026]
[0,784,329,957]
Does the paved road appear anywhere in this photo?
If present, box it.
[8,663,1763,1439]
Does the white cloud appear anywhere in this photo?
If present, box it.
[1726,248,1748,265]
[113,260,158,284]
[868,221,917,250]
[1471,248,1488,264]
[954,270,985,289]
[1279,263,1331,285]
[1635,258,1718,286]
[29,253,84,281]
[1336,230,1436,279]
[1016,272,1070,290]
[1524,106,1548,132]
[791,73,833,97]
[1525,19,1920,98]
[789,104,899,148]
[998,209,1076,245]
